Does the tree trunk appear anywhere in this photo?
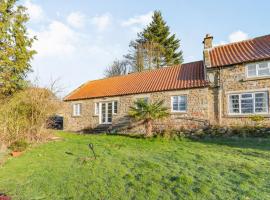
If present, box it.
[145,119,153,137]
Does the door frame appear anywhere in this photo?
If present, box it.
[99,102,113,124]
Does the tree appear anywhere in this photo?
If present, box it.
[129,99,169,137]
[125,10,183,71]
[104,59,129,77]
[0,0,36,96]
[125,41,165,72]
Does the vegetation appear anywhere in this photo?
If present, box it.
[0,0,36,96]
[0,87,60,146]
[8,140,28,152]
[0,131,269,199]
[104,10,183,76]
[249,115,265,127]
[104,59,129,77]
[129,99,169,137]
[125,10,183,71]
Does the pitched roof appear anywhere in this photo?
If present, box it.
[209,34,270,67]
[64,61,208,101]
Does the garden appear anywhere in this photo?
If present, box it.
[0,131,270,200]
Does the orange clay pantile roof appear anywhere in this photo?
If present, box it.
[64,61,208,101]
[209,34,270,67]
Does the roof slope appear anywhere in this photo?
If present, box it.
[65,61,208,101]
[209,34,270,67]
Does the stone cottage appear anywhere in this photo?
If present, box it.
[63,34,270,133]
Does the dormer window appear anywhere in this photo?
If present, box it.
[246,61,270,78]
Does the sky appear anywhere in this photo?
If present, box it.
[20,0,270,96]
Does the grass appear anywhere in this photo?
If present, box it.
[0,132,270,200]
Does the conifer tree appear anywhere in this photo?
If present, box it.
[0,0,36,96]
[125,10,183,71]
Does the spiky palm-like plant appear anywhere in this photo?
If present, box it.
[129,99,169,137]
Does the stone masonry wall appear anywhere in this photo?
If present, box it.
[207,63,270,127]
[63,87,209,133]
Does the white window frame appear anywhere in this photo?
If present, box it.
[72,103,81,116]
[171,95,187,113]
[94,102,100,116]
[246,61,270,78]
[228,91,269,115]
[113,101,118,115]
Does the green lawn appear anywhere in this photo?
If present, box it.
[0,132,270,200]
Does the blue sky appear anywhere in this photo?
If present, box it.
[21,0,270,96]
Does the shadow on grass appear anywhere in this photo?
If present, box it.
[190,137,270,151]
[106,133,145,139]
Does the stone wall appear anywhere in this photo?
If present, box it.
[63,87,209,133]
[208,63,270,127]
[63,61,270,133]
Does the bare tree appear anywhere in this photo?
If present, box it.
[125,41,165,72]
[104,59,130,78]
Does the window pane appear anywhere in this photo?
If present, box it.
[258,62,270,76]
[73,104,81,116]
[229,95,240,113]
[247,64,256,77]
[241,94,253,113]
[241,93,252,98]
[108,103,112,123]
[172,96,187,111]
[173,103,178,111]
[114,101,118,114]
[255,93,267,113]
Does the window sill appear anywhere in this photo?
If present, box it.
[225,114,270,118]
[243,76,270,82]
[171,111,187,115]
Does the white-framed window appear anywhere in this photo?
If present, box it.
[171,95,187,112]
[229,92,268,115]
[113,101,118,114]
[73,103,81,116]
[95,103,100,115]
[246,61,270,78]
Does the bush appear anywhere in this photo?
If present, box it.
[157,125,270,139]
[9,140,29,152]
[0,87,60,145]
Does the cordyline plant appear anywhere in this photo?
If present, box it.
[129,99,169,137]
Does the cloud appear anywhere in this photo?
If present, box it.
[121,11,153,27]
[29,21,77,58]
[228,30,249,43]
[215,30,249,46]
[24,0,44,22]
[67,12,86,28]
[91,13,111,31]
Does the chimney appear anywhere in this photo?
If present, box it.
[203,34,213,49]
[203,34,213,68]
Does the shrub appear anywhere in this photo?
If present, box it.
[0,87,60,145]
[249,115,265,127]
[9,140,29,152]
